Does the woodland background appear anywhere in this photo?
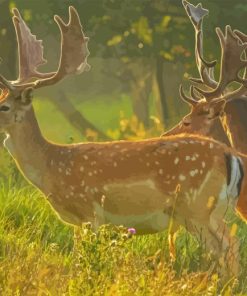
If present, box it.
[0,0,247,294]
[0,0,247,146]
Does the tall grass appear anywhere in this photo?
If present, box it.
[0,179,246,295]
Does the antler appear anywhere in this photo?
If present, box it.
[195,26,247,100]
[0,6,90,93]
[182,0,217,89]
[182,1,247,103]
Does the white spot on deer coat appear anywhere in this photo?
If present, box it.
[179,174,186,181]
[190,170,196,177]
[66,169,71,175]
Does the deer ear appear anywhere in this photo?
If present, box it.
[20,87,34,106]
[208,98,226,119]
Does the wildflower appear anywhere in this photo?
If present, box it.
[127,228,136,235]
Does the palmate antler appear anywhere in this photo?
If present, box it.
[195,26,247,100]
[0,6,90,95]
[180,1,247,106]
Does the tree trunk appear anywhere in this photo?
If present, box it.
[53,91,111,141]
[156,56,170,126]
[130,76,152,128]
[126,59,153,128]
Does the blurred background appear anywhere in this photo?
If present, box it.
[0,0,246,182]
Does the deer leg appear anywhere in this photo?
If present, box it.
[168,221,180,261]
[208,216,240,278]
[73,226,81,253]
[189,213,239,278]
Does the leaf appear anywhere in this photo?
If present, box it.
[107,35,123,46]
[131,16,153,45]
[230,223,238,237]
[160,50,174,61]
[155,15,171,33]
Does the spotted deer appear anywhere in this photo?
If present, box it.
[162,1,247,261]
[0,6,246,277]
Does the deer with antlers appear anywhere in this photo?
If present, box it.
[164,0,247,152]
[162,1,247,262]
[0,6,247,277]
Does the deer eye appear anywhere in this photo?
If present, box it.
[0,105,10,112]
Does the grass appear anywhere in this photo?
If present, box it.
[0,179,246,295]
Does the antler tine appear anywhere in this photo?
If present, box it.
[190,85,203,101]
[179,84,199,107]
[68,5,82,28]
[182,0,217,89]
[196,26,247,101]
[234,29,247,43]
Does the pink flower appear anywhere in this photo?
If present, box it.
[127,228,136,235]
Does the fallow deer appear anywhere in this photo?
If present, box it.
[162,1,247,260]
[164,0,247,153]
[1,6,246,277]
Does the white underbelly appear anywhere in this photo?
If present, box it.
[93,178,174,233]
[101,179,173,214]
[94,202,171,234]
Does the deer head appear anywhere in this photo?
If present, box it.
[165,86,226,137]
[0,6,90,132]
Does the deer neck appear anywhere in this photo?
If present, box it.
[4,106,50,191]
[208,118,231,147]
[224,99,247,154]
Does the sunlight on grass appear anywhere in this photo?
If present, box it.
[0,180,246,294]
